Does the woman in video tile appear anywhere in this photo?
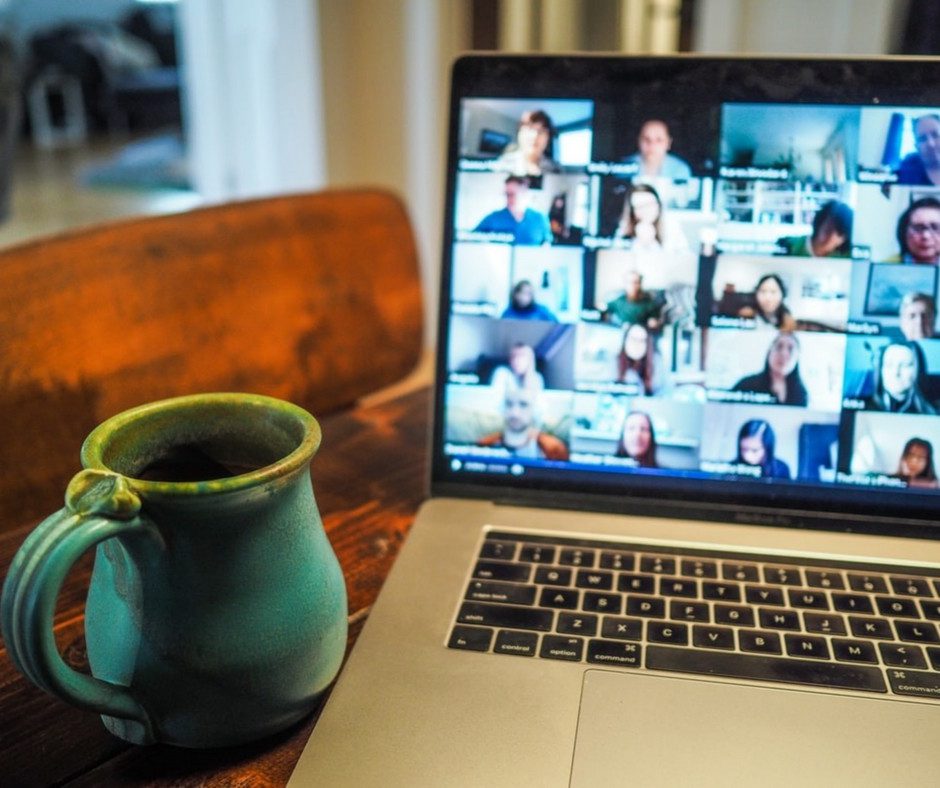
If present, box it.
[894,114,940,186]
[612,183,688,254]
[864,340,937,414]
[500,279,559,322]
[735,419,790,479]
[888,197,940,265]
[622,119,693,180]
[891,437,939,488]
[490,342,545,401]
[776,200,853,258]
[496,109,562,178]
[615,410,658,468]
[736,273,797,330]
[732,332,808,406]
[616,323,661,394]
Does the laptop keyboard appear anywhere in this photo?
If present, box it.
[447,531,940,701]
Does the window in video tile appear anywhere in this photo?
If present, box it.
[847,261,939,338]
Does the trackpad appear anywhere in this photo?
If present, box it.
[570,669,938,787]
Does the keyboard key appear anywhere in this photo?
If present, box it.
[480,540,518,560]
[758,608,800,630]
[831,638,878,664]
[557,612,599,636]
[670,601,710,622]
[832,593,873,614]
[889,577,932,597]
[702,582,741,602]
[848,616,893,639]
[645,646,886,693]
[927,646,940,671]
[714,604,755,627]
[763,566,802,585]
[692,625,735,650]
[626,596,666,618]
[803,612,846,636]
[582,592,622,614]
[466,580,536,606]
[804,570,845,590]
[587,639,642,667]
[887,668,940,699]
[458,602,553,632]
[895,620,940,644]
[494,629,537,657]
[875,596,920,619]
[659,578,698,598]
[784,634,830,660]
[681,559,718,578]
[847,573,888,594]
[618,573,655,594]
[601,616,642,641]
[745,586,785,606]
[448,625,493,652]
[576,569,613,591]
[519,545,555,564]
[599,551,635,571]
[540,635,584,662]
[648,621,689,646]
[560,548,596,567]
[879,643,928,669]
[787,590,830,610]
[474,561,531,583]
[723,562,759,582]
[640,555,675,575]
[534,566,572,586]
[738,630,782,655]
[539,588,579,609]
[921,600,940,620]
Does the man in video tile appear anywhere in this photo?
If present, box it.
[473,175,552,245]
[622,119,692,180]
[477,388,569,460]
[899,292,937,340]
[604,270,663,329]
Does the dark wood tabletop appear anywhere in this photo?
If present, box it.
[0,386,431,787]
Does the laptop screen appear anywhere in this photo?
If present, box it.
[432,55,940,530]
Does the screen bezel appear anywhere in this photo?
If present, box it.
[431,53,940,540]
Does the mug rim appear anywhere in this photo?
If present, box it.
[80,392,322,497]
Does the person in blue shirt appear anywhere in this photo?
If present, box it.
[500,279,558,321]
[474,175,552,245]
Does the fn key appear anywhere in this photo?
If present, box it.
[448,625,493,652]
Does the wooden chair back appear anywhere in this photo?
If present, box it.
[0,189,423,528]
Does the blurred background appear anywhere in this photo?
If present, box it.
[0,0,935,348]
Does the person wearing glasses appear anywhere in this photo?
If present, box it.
[887,197,940,265]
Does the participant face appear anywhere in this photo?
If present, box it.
[504,180,529,211]
[630,190,661,224]
[900,299,935,340]
[915,116,940,169]
[755,278,784,317]
[905,206,940,263]
[637,121,671,164]
[625,271,643,299]
[513,282,534,308]
[623,324,648,361]
[903,443,930,477]
[739,435,766,466]
[813,220,846,256]
[518,121,550,158]
[504,390,535,433]
[881,344,918,400]
[509,346,534,375]
[767,334,798,376]
[622,413,651,459]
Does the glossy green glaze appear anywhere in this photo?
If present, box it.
[1,393,348,748]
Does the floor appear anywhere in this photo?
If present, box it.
[0,132,434,396]
[0,133,202,248]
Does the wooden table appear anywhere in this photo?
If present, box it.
[0,387,430,787]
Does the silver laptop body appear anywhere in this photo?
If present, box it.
[292,55,940,786]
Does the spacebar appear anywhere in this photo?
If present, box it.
[646,646,887,693]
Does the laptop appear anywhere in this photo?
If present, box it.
[291,55,940,786]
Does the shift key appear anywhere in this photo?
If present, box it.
[458,602,553,631]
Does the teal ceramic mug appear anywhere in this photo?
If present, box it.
[1,393,348,747]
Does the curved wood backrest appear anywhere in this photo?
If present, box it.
[0,189,423,527]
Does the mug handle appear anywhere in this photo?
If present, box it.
[1,469,160,737]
